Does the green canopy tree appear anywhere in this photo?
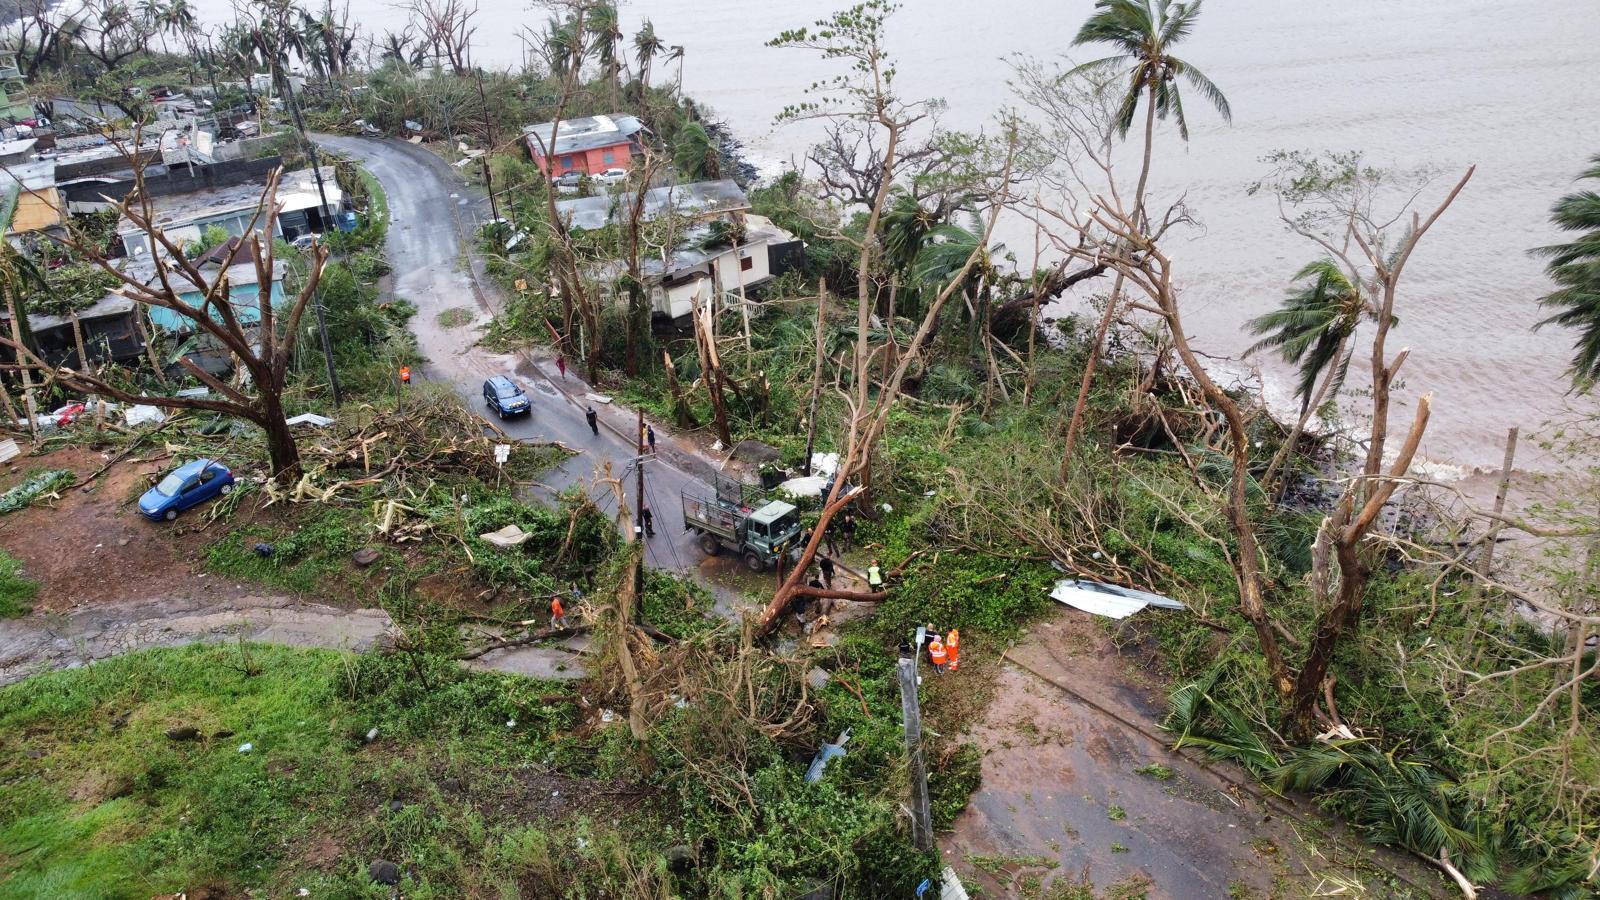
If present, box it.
[1532,153,1600,390]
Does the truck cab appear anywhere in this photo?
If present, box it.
[740,501,803,568]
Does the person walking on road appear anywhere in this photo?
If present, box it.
[641,505,655,537]
[556,355,567,380]
[550,595,568,629]
[867,558,884,590]
[819,556,836,589]
[585,406,599,436]
[927,634,947,674]
[645,424,657,454]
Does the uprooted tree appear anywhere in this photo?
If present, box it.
[2,165,328,479]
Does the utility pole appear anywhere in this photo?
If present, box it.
[897,656,934,852]
[803,278,826,476]
[475,69,502,232]
[279,70,343,407]
[635,408,646,538]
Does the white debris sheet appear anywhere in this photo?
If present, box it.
[1049,578,1186,619]
[480,524,534,548]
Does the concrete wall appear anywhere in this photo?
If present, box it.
[62,156,283,211]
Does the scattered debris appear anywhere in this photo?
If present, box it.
[0,439,17,464]
[369,859,402,885]
[164,726,200,741]
[1049,578,1185,619]
[237,742,253,753]
[0,469,74,514]
[285,413,335,428]
[352,548,381,567]
[480,524,533,549]
[805,728,850,783]
[124,405,167,427]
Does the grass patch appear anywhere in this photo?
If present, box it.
[0,643,632,898]
[436,306,476,329]
[206,508,369,595]
[0,549,37,618]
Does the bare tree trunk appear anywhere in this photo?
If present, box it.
[661,350,696,428]
[694,292,732,446]
[1061,272,1124,476]
[6,287,37,442]
[134,309,169,386]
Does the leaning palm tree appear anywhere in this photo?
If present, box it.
[1060,0,1232,473]
[1246,259,1367,494]
[1071,0,1231,210]
[540,16,581,79]
[666,44,685,98]
[1532,153,1600,390]
[586,3,623,107]
[633,19,664,95]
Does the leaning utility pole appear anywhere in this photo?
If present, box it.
[803,279,826,476]
[279,72,343,407]
[475,69,502,231]
[897,655,934,852]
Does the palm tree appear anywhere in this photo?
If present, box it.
[137,0,167,53]
[540,16,581,79]
[586,3,622,108]
[1071,0,1231,211]
[1061,0,1231,473]
[666,44,685,98]
[1246,259,1366,494]
[1532,153,1600,390]
[633,19,664,95]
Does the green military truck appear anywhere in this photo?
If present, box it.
[681,474,804,572]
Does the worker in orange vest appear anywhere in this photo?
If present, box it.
[927,634,948,674]
[399,365,412,386]
[945,629,960,672]
[550,596,567,629]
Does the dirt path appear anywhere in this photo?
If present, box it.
[0,590,391,686]
[942,608,1448,898]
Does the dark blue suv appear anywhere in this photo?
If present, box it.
[483,375,531,419]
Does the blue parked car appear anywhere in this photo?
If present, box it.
[482,375,531,419]
[139,459,236,521]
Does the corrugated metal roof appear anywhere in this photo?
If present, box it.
[522,114,643,157]
[555,179,749,232]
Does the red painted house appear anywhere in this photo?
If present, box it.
[522,114,645,176]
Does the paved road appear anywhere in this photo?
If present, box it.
[315,136,761,606]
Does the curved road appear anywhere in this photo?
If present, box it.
[315,136,754,608]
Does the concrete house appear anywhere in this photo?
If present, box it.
[522,114,643,176]
[553,179,804,322]
[115,166,344,258]
[0,292,144,369]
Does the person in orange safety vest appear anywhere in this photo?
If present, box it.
[927,635,947,674]
[399,365,412,385]
[945,629,960,672]
[551,596,567,629]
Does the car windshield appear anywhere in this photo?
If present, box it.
[497,384,522,398]
[156,471,187,495]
